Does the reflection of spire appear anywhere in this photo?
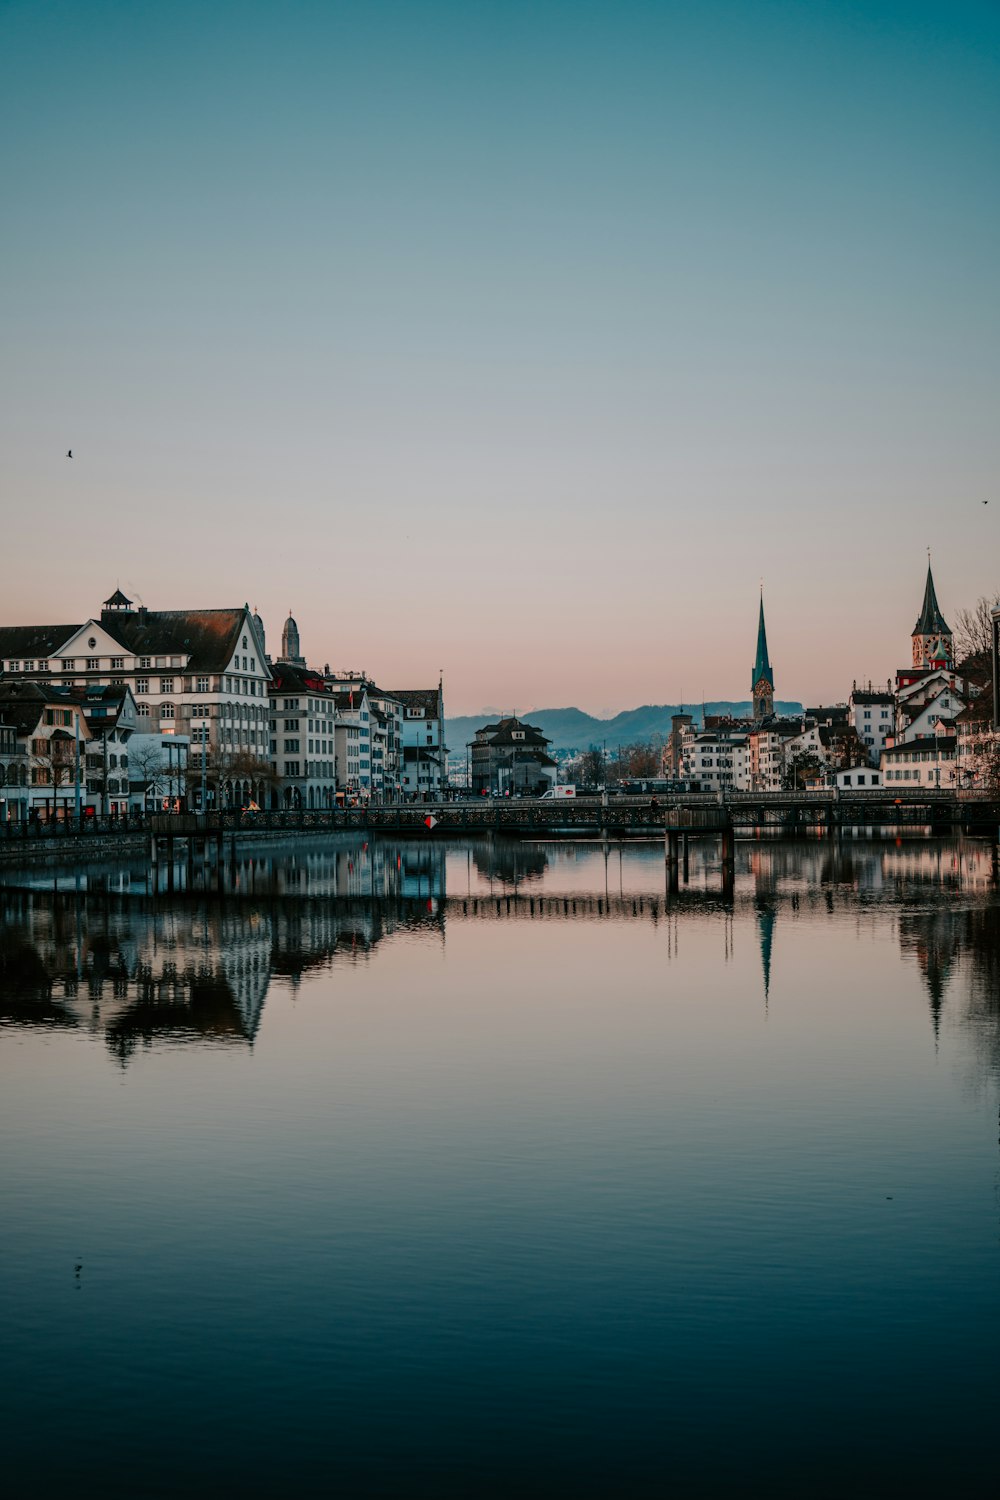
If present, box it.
[757,904,776,1011]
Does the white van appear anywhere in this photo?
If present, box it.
[539,785,576,799]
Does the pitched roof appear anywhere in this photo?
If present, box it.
[105,608,255,674]
[851,690,894,704]
[268,663,329,694]
[385,688,440,715]
[0,606,260,677]
[913,564,951,638]
[0,624,81,661]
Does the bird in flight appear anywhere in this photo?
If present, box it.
[66,449,73,458]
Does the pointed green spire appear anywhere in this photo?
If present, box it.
[914,562,951,638]
[753,595,774,691]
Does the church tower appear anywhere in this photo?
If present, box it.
[752,595,774,720]
[912,562,953,668]
[280,610,305,667]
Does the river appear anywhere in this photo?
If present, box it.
[1,833,998,1496]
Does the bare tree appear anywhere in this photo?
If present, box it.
[955,593,1000,670]
[576,747,605,786]
[30,733,77,820]
[128,740,168,809]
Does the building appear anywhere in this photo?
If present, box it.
[752,596,775,720]
[470,716,558,796]
[832,765,882,789]
[850,685,895,764]
[680,719,748,792]
[268,663,338,810]
[387,682,447,798]
[0,680,89,820]
[881,729,957,788]
[0,715,28,823]
[76,685,139,816]
[324,672,403,798]
[0,590,273,811]
[330,687,373,798]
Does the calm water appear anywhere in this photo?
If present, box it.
[2,834,999,1497]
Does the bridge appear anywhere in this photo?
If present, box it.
[2,789,999,870]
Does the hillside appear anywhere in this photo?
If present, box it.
[447,702,804,755]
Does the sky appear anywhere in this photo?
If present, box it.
[1,0,997,716]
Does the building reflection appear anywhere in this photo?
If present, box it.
[1,834,998,1071]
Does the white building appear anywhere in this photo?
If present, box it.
[881,730,957,788]
[0,590,273,811]
[849,686,895,764]
[386,683,447,798]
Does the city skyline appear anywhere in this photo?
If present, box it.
[2,1,998,715]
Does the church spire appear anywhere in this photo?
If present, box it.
[912,560,953,667]
[913,561,950,638]
[752,593,774,719]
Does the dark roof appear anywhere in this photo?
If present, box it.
[103,589,133,608]
[883,735,955,755]
[913,564,951,638]
[0,682,50,735]
[0,624,81,661]
[0,606,261,677]
[851,690,894,704]
[103,608,256,674]
[268,664,330,694]
[471,715,551,748]
[385,688,440,715]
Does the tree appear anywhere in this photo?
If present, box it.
[128,740,169,809]
[783,752,825,790]
[30,732,78,819]
[954,593,1000,675]
[576,746,605,786]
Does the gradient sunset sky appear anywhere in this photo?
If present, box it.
[1,0,997,715]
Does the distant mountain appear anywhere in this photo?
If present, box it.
[447,702,804,755]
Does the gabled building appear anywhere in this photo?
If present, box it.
[387,682,447,798]
[0,590,273,810]
[470,716,557,796]
[324,672,403,797]
[0,680,90,820]
[329,688,372,797]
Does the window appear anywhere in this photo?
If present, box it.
[284,719,299,731]
[139,656,151,669]
[160,677,173,693]
[87,657,100,670]
[242,636,248,650]
[286,761,300,777]
[196,676,210,693]
[284,738,300,753]
[110,657,124,669]
[161,703,175,720]
[61,659,76,670]
[8,660,20,671]
[136,677,149,694]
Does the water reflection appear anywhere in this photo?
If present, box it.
[1,834,998,1071]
